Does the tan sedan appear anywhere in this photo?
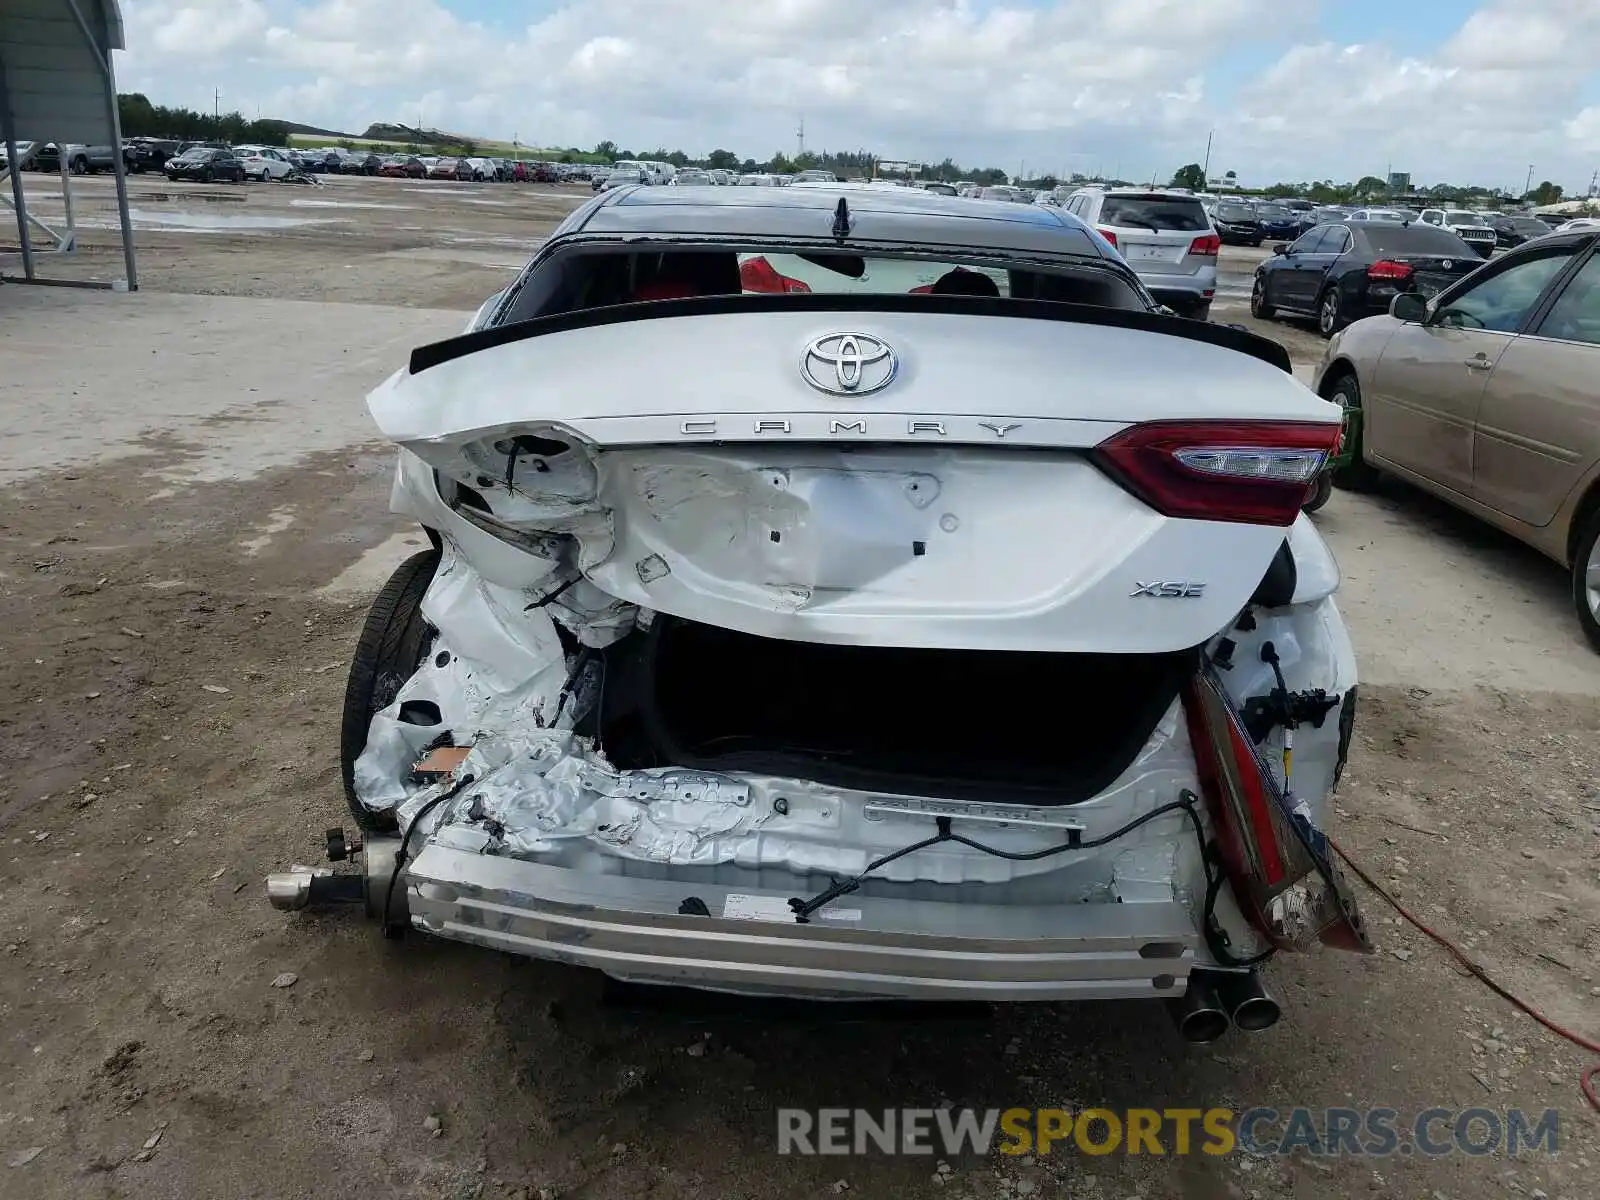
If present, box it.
[1313,230,1600,647]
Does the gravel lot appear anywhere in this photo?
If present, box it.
[2,174,1597,1200]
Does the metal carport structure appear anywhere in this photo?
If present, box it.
[0,0,136,289]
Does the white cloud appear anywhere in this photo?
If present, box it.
[135,0,270,55]
[1230,1,1600,190]
[112,0,1599,189]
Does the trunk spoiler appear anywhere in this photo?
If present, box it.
[408,293,1294,376]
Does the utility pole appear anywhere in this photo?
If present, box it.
[1524,164,1534,199]
[1201,129,1213,183]
[214,87,220,121]
[796,116,804,161]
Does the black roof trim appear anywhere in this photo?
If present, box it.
[408,294,1293,376]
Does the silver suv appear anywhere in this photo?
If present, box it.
[1063,188,1219,319]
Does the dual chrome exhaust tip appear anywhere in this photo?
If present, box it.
[1167,970,1281,1043]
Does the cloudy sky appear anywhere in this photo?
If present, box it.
[119,0,1599,191]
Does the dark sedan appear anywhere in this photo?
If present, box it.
[1488,214,1554,248]
[339,152,382,175]
[1210,200,1262,246]
[163,147,245,183]
[126,137,180,172]
[1252,202,1302,242]
[1251,219,1482,336]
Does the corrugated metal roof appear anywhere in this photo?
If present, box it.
[0,0,125,143]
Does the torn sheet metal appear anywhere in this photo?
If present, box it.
[400,730,769,864]
[378,694,1208,900]
[351,545,582,816]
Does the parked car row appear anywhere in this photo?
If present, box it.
[0,140,135,173]
[126,142,602,187]
[290,148,587,183]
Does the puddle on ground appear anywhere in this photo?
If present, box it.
[127,208,333,231]
[290,199,415,211]
[240,506,298,555]
[25,208,337,233]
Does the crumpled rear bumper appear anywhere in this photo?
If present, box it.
[405,844,1201,1001]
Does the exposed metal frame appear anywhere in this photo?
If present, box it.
[0,0,136,290]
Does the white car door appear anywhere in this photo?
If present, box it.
[261,150,291,180]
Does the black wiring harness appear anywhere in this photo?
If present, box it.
[786,788,1274,969]
[381,772,477,934]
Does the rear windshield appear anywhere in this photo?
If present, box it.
[1215,203,1255,220]
[500,247,1151,324]
[1254,204,1290,218]
[1099,195,1209,231]
[1358,224,1473,255]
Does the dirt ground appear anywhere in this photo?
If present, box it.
[1,174,1597,1200]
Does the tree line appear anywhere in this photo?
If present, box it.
[1168,161,1568,206]
[117,93,301,146]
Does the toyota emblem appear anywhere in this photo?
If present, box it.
[800,332,898,396]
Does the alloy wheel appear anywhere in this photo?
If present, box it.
[1586,539,1600,624]
[1319,291,1340,335]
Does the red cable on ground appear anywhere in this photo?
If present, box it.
[1329,838,1600,1114]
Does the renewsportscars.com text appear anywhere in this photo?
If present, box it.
[777,1107,1560,1158]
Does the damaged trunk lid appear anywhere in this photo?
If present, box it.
[368,307,1340,653]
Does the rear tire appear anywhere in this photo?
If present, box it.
[1317,287,1346,337]
[340,548,440,831]
[1325,371,1380,490]
[1570,508,1600,654]
[1250,275,1276,319]
[1302,473,1334,513]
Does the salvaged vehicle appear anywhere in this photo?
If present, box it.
[269,186,1369,1038]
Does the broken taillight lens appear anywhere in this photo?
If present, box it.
[1094,420,1341,526]
[1183,668,1370,954]
[738,256,812,293]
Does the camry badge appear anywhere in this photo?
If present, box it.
[801,333,898,396]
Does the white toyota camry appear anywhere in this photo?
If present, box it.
[268,184,1370,1042]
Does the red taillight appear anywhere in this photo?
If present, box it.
[1095,227,1118,248]
[1183,670,1371,954]
[738,256,811,293]
[1367,259,1413,281]
[1188,233,1221,256]
[1094,420,1341,526]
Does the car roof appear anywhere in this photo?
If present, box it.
[1100,189,1205,201]
[570,184,1108,259]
